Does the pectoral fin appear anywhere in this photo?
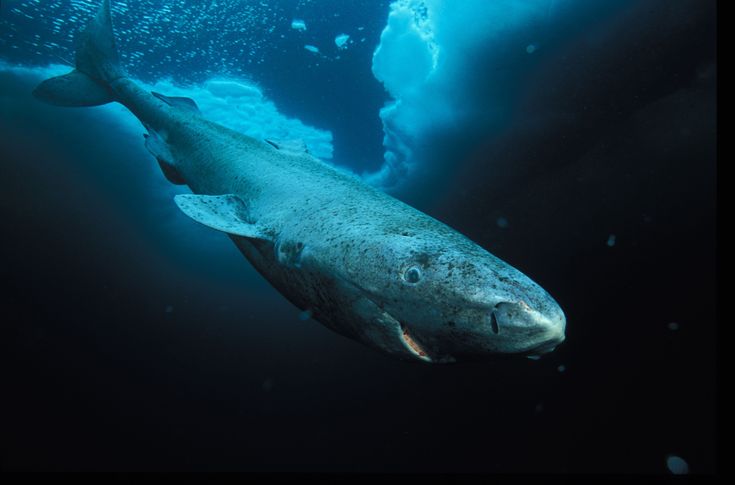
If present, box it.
[174,194,267,240]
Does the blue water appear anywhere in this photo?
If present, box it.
[0,0,717,474]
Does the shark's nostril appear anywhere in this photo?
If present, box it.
[490,311,500,334]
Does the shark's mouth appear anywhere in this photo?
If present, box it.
[399,323,433,363]
[349,286,443,364]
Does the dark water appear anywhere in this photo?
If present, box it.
[0,0,716,473]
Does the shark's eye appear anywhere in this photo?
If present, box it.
[403,266,422,284]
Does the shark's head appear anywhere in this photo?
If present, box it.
[338,226,566,363]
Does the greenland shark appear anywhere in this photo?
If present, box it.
[33,0,565,363]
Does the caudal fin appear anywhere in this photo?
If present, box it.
[33,0,123,107]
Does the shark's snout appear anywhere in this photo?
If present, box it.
[491,300,566,356]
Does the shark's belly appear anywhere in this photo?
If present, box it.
[228,234,363,341]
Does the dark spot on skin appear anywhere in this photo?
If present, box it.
[415,253,430,266]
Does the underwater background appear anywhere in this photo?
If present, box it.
[0,0,716,474]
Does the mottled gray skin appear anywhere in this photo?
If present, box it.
[34,0,565,363]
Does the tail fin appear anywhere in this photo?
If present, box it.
[33,0,124,107]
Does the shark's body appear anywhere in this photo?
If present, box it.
[34,1,566,363]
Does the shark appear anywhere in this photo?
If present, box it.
[33,0,566,364]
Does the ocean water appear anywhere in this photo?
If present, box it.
[0,0,716,474]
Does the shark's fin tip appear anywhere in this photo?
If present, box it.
[152,91,201,114]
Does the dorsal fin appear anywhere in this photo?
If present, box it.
[265,138,309,155]
[152,91,200,114]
